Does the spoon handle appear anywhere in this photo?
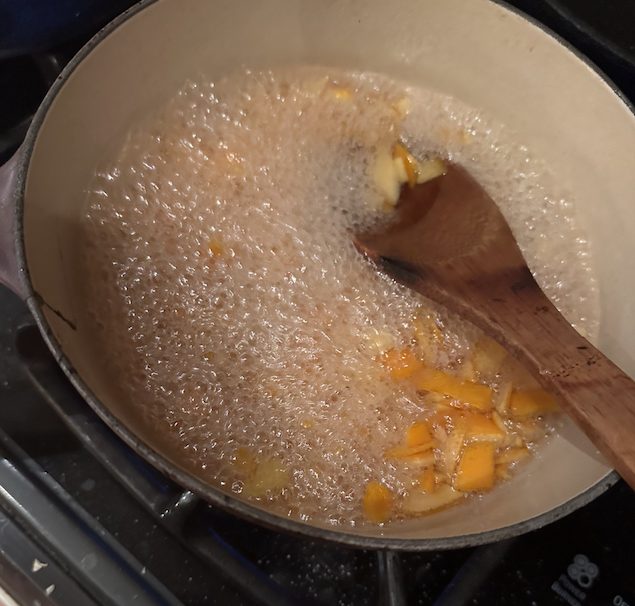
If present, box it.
[380,256,635,491]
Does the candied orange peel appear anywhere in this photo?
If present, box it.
[410,367,494,410]
[364,316,560,523]
[510,389,559,416]
[406,421,433,447]
[403,484,463,515]
[233,450,288,499]
[454,442,496,492]
[363,482,393,524]
[385,441,437,459]
[381,348,423,379]
[393,143,418,188]
[419,468,436,494]
[463,414,505,443]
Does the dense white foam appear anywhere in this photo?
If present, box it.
[81,67,598,526]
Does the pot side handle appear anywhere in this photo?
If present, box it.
[0,150,25,298]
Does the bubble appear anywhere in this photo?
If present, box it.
[80,67,598,526]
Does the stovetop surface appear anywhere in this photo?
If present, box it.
[2,1,635,605]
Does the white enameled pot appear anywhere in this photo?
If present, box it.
[2,0,635,549]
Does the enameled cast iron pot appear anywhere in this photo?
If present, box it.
[2,0,635,550]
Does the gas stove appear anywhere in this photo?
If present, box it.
[1,2,635,604]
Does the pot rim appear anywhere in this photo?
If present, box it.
[13,0,625,550]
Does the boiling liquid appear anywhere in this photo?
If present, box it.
[81,67,598,526]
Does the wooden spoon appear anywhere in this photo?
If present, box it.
[355,163,635,490]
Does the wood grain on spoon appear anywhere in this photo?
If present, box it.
[355,163,635,490]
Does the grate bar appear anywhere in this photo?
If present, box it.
[0,436,184,606]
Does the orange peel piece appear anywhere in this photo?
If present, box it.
[385,440,437,459]
[233,447,258,477]
[419,468,436,494]
[510,389,559,416]
[494,381,513,415]
[413,313,443,365]
[454,442,496,492]
[403,451,436,469]
[393,143,418,187]
[382,349,424,380]
[410,367,494,410]
[443,421,467,475]
[472,337,508,377]
[416,158,446,184]
[243,457,288,498]
[496,463,512,481]
[406,422,433,447]
[464,414,505,443]
[496,446,531,465]
[403,484,464,515]
[363,482,393,524]
[457,358,478,382]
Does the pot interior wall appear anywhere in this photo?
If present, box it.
[22,0,635,541]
